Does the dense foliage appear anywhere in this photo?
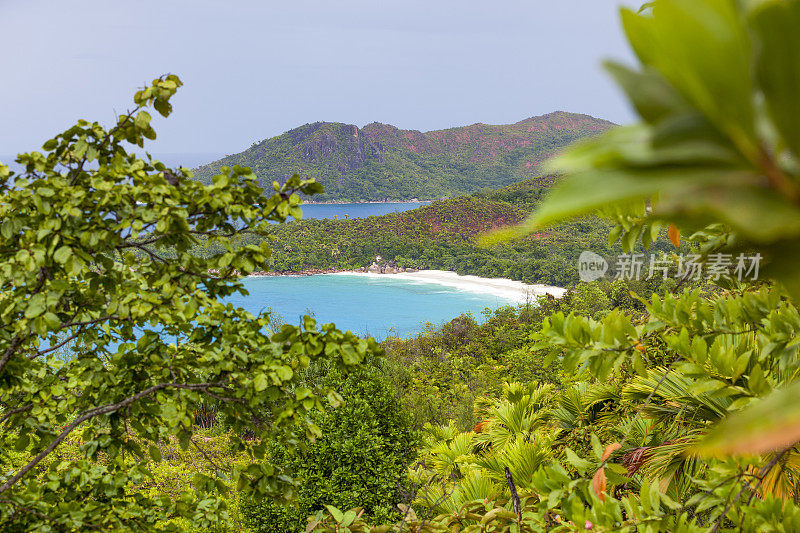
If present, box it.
[192,113,613,202]
[380,277,662,431]
[309,0,800,531]
[228,182,673,288]
[0,77,378,530]
[241,365,417,532]
[5,0,800,531]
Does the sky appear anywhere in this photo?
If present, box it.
[0,0,636,158]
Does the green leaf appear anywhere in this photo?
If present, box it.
[564,447,594,474]
[25,294,46,319]
[253,374,268,392]
[640,478,653,514]
[341,344,361,365]
[327,390,344,408]
[43,312,60,329]
[528,128,747,230]
[604,61,685,124]
[14,434,30,451]
[273,365,293,381]
[325,505,344,523]
[623,0,756,155]
[656,183,800,243]
[53,246,72,264]
[295,387,313,400]
[749,0,800,158]
[341,510,357,526]
[590,433,603,461]
[695,380,800,456]
[149,444,162,463]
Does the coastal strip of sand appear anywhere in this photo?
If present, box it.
[329,269,566,304]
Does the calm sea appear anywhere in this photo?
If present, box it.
[230,274,515,339]
[296,202,429,220]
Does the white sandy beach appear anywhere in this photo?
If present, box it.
[332,269,566,304]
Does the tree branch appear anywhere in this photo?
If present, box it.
[0,380,227,495]
[0,334,26,376]
[0,403,33,425]
[29,329,83,359]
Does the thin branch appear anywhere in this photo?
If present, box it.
[505,466,521,520]
[0,403,33,425]
[0,380,226,495]
[0,334,26,376]
[29,329,83,359]
[181,423,225,473]
[711,446,793,532]
[60,316,120,329]
[118,242,171,264]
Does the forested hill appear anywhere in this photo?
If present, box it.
[237,177,643,287]
[192,112,614,202]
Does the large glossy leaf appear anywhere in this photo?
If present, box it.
[695,380,800,455]
[622,1,757,157]
[654,183,800,242]
[749,0,800,160]
[604,62,686,125]
[517,165,749,233]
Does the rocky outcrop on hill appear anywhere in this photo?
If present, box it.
[294,122,386,171]
[192,112,615,202]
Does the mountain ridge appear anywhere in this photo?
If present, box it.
[193,111,614,202]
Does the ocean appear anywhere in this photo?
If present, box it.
[229,273,519,339]
[296,202,430,220]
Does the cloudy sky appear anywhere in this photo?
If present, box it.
[1,0,635,158]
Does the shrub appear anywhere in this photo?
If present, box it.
[241,366,418,532]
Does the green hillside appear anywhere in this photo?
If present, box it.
[227,176,676,288]
[193,112,614,202]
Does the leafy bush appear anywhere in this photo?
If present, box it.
[241,366,418,532]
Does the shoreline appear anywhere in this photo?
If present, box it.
[249,268,348,276]
[300,199,436,205]
[249,269,566,303]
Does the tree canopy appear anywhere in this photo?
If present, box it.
[0,75,378,530]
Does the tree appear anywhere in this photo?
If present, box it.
[0,75,377,530]
[569,282,611,319]
[242,365,418,532]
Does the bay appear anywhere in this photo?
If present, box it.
[295,202,430,220]
[230,274,516,339]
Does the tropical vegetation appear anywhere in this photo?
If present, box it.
[229,178,675,287]
[192,113,613,203]
[4,0,800,532]
[309,0,800,531]
[0,76,379,530]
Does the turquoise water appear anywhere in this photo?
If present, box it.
[295,202,430,220]
[229,274,514,339]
